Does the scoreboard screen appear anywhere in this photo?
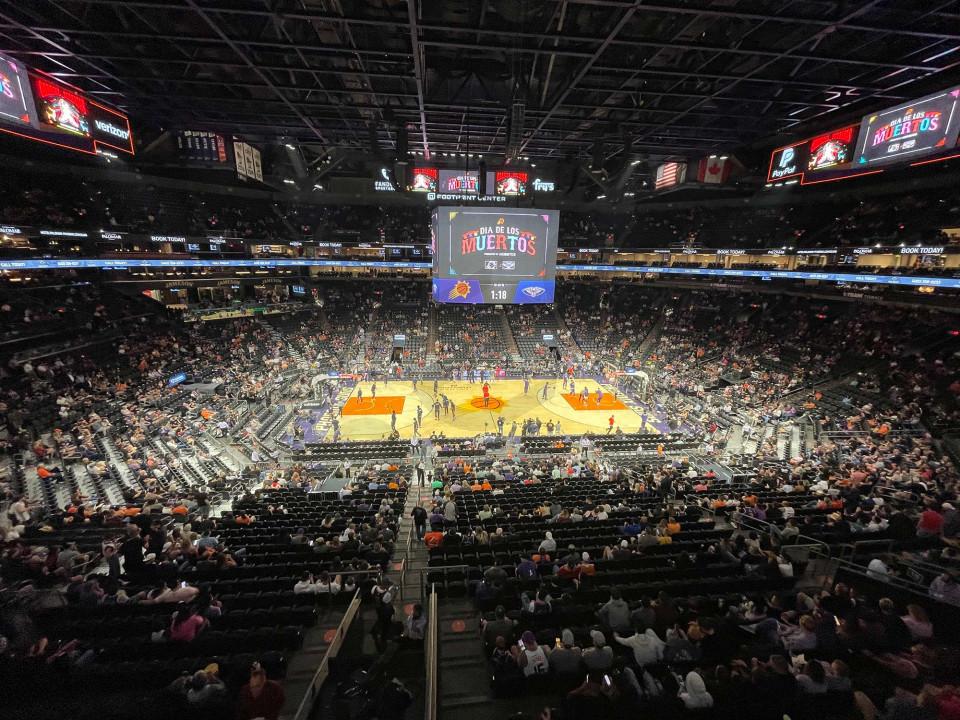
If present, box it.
[855,86,960,166]
[0,53,133,156]
[0,53,37,127]
[431,207,558,304]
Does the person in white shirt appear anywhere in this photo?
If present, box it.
[515,631,549,676]
[294,572,319,594]
[614,628,665,667]
[679,671,713,709]
[315,572,342,595]
[538,532,556,554]
[866,557,890,580]
[9,496,31,525]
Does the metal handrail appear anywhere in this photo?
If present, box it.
[871,485,921,507]
[804,544,939,597]
[399,522,414,600]
[733,510,953,600]
[888,553,957,584]
[819,428,929,438]
[404,563,472,601]
[398,557,408,600]
[424,583,439,720]
[284,588,362,720]
[730,511,832,559]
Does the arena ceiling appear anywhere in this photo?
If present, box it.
[3,0,960,169]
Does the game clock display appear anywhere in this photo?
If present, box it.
[431,207,558,304]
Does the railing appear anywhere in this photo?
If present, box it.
[819,428,929,438]
[730,511,832,558]
[680,494,717,523]
[403,564,472,601]
[892,554,957,587]
[399,523,414,600]
[284,588,362,720]
[871,484,921,508]
[806,545,940,598]
[731,511,951,598]
[424,583,439,720]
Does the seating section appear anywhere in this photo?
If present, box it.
[435,305,511,364]
[2,484,404,718]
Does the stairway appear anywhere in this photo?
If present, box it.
[803,421,818,455]
[365,304,381,362]
[436,599,490,720]
[789,423,802,460]
[263,323,309,372]
[550,307,582,355]
[398,483,431,604]
[426,305,439,352]
[724,424,743,455]
[635,312,667,359]
[776,429,789,460]
[497,310,520,356]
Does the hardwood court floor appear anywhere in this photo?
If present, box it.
[335,378,654,440]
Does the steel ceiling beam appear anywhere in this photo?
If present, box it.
[264,0,363,145]
[631,0,892,149]
[34,0,960,43]
[552,10,702,158]
[90,88,792,123]
[590,64,895,93]
[4,51,415,78]
[0,24,413,58]
[406,0,430,158]
[8,21,950,72]
[14,49,900,95]
[519,1,641,155]
[0,8,141,104]
[415,39,941,73]
[578,1,960,43]
[3,0,956,164]
[182,0,328,146]
[32,66,869,112]
[182,116,717,148]
[784,0,960,129]
[112,99,746,136]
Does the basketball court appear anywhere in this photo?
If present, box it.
[334,378,655,440]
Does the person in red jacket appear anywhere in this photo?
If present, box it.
[917,503,944,538]
[236,664,285,720]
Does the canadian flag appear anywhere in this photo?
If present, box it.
[697,155,732,184]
